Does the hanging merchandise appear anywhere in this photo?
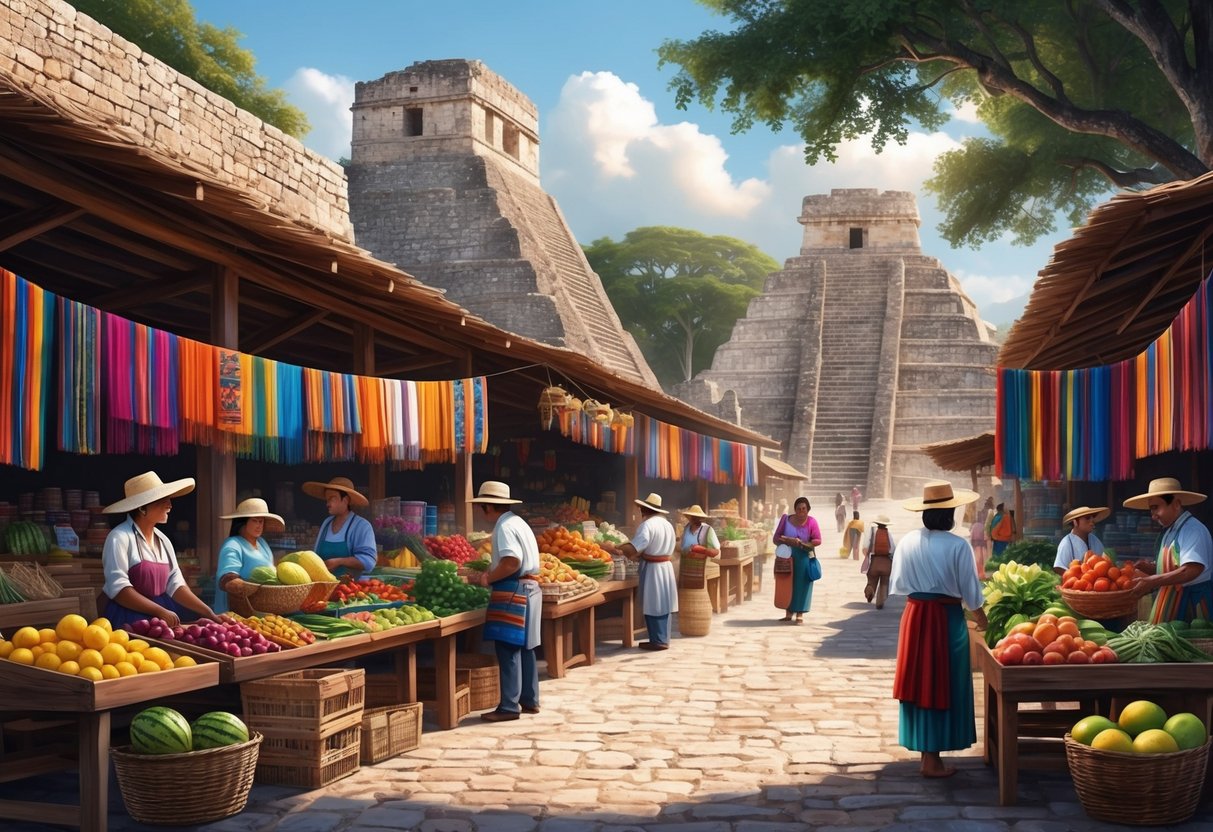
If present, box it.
[634,414,757,487]
[538,385,569,429]
[0,270,55,470]
[104,312,179,456]
[179,337,217,448]
[57,295,100,456]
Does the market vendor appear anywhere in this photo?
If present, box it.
[608,492,677,650]
[1124,478,1212,623]
[679,505,720,559]
[470,480,541,722]
[1053,506,1109,575]
[101,471,217,628]
[302,477,376,577]
[213,497,285,614]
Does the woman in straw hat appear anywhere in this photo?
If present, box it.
[679,505,721,561]
[101,471,217,628]
[213,498,286,614]
[303,477,377,578]
[608,493,678,650]
[1122,477,1212,624]
[1052,506,1109,576]
[889,481,988,779]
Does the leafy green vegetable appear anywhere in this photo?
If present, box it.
[982,561,1061,646]
[1108,621,1213,663]
[987,540,1056,570]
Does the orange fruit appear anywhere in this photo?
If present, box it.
[81,625,110,650]
[38,628,59,645]
[56,640,82,661]
[173,655,197,668]
[1037,613,1059,625]
[114,661,138,677]
[1058,621,1081,637]
[56,614,89,643]
[109,629,130,646]
[11,627,40,649]
[100,665,121,680]
[88,618,113,634]
[100,644,127,666]
[78,649,103,670]
[1034,623,1059,646]
[136,661,159,674]
[1091,728,1134,752]
[77,666,103,682]
[34,652,61,671]
[126,639,150,653]
[1092,561,1111,578]
[1093,578,1111,592]
[29,645,44,659]
[0,641,12,659]
[8,647,35,665]
[142,647,172,670]
[1009,622,1036,637]
[1133,728,1180,754]
[1107,567,1121,581]
[57,660,81,675]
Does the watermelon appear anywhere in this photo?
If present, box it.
[190,711,249,750]
[130,706,192,755]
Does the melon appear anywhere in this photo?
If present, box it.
[190,711,249,750]
[276,562,311,585]
[130,706,192,755]
[249,566,279,584]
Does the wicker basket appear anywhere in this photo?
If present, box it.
[679,553,707,590]
[360,702,423,764]
[1064,734,1209,825]
[456,653,501,712]
[301,580,339,608]
[111,733,262,826]
[1059,587,1138,619]
[1189,637,1213,657]
[228,582,312,616]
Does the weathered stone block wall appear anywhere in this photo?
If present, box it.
[2,0,352,239]
[799,189,920,252]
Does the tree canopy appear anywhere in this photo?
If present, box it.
[659,1,1211,247]
[72,0,309,138]
[585,227,779,389]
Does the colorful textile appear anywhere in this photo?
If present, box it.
[0,271,54,470]
[1148,513,1213,623]
[179,338,217,447]
[897,596,975,752]
[57,295,99,455]
[894,596,955,710]
[104,313,178,455]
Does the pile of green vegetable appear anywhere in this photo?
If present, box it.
[986,539,1056,570]
[982,561,1062,646]
[1106,621,1213,663]
[411,559,490,617]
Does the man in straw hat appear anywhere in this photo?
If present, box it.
[861,514,896,609]
[470,481,541,721]
[302,477,376,578]
[101,471,217,628]
[213,497,286,615]
[607,493,678,650]
[1123,478,1212,624]
[1053,506,1109,576]
[889,481,988,779]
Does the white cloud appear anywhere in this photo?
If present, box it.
[284,67,355,160]
[950,100,982,123]
[952,268,1035,310]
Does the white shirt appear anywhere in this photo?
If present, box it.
[630,515,676,556]
[864,524,897,554]
[888,528,984,611]
[1160,511,1212,585]
[490,511,540,577]
[1054,531,1104,571]
[102,516,185,599]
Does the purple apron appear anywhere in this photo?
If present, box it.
[103,547,189,629]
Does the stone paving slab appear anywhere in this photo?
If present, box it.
[4,499,1212,830]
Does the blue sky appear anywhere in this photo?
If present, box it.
[191,0,1070,322]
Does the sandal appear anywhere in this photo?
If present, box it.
[794,615,804,624]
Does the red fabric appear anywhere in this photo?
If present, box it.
[893,598,953,710]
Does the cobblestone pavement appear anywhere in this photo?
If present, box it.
[6,500,1213,831]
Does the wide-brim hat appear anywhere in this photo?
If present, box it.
[103,471,195,514]
[220,497,285,532]
[302,477,369,507]
[634,492,669,515]
[873,514,892,525]
[902,480,979,512]
[1123,478,1206,510]
[1062,506,1111,526]
[681,504,710,520]
[469,481,522,505]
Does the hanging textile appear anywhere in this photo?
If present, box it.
[0,271,54,470]
[303,368,361,461]
[103,312,179,456]
[179,337,217,447]
[57,295,100,456]
[632,413,756,486]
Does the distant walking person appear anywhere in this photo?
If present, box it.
[773,497,822,624]
[844,511,865,560]
[987,502,1016,559]
[851,485,863,512]
[970,497,994,579]
[834,492,847,533]
[862,514,896,609]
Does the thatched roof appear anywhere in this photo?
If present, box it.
[1000,170,1213,370]
[921,432,995,473]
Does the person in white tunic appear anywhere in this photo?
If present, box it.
[470,481,541,722]
[1053,506,1109,574]
[612,492,678,650]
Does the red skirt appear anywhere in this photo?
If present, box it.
[893,597,957,710]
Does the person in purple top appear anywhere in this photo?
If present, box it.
[773,496,823,624]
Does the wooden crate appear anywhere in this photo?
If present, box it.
[456,653,500,712]
[0,597,81,630]
[241,668,365,738]
[359,702,422,764]
[255,742,360,789]
[719,539,757,560]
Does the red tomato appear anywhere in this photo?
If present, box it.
[1000,643,1025,666]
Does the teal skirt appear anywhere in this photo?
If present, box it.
[787,549,814,613]
[898,593,975,752]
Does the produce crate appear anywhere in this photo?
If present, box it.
[719,539,756,560]
[364,672,408,709]
[254,743,360,789]
[241,668,365,738]
[415,668,472,722]
[360,702,423,764]
[456,653,500,712]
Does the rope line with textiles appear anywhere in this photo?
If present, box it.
[57,295,100,456]
[998,274,1212,481]
[635,413,757,487]
[103,313,179,456]
[0,271,54,470]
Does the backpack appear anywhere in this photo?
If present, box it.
[991,512,1013,542]
[872,526,891,556]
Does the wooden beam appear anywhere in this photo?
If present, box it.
[90,273,211,312]
[377,354,455,376]
[243,308,328,354]
[0,202,85,251]
[196,266,238,577]
[1115,222,1213,334]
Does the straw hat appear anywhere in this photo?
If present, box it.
[1062,506,1110,526]
[1123,478,1207,511]
[220,498,285,532]
[302,476,368,508]
[873,514,892,525]
[902,480,979,512]
[469,481,522,505]
[634,492,669,515]
[681,504,711,520]
[103,471,196,514]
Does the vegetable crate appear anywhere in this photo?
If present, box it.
[255,709,362,788]
[360,702,423,764]
[240,668,366,738]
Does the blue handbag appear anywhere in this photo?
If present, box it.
[807,551,823,582]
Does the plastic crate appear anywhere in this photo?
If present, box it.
[241,668,365,738]
[360,702,423,764]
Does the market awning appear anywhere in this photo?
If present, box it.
[1000,170,1213,370]
[922,432,995,473]
[759,454,808,480]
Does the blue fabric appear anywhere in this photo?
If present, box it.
[494,640,538,713]
[787,549,815,613]
[213,535,275,614]
[898,595,975,752]
[315,514,377,574]
[644,613,670,645]
[992,540,1009,557]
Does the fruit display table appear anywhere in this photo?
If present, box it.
[541,589,604,678]
[0,657,220,832]
[716,553,754,611]
[433,609,486,729]
[974,638,1213,806]
[594,578,642,647]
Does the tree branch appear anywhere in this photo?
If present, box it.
[1059,156,1174,187]
[960,0,1015,72]
[1006,18,1070,104]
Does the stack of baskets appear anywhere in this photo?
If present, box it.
[1065,734,1210,825]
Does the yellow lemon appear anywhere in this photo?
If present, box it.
[81,625,110,650]
[100,644,127,666]
[114,661,138,677]
[0,641,12,659]
[78,648,104,670]
[173,655,197,668]
[88,618,113,634]
[143,647,172,671]
[56,640,82,661]
[100,664,121,680]
[8,647,35,665]
[11,627,40,649]
[55,614,88,642]
[38,628,59,645]
[57,660,81,676]
[77,666,103,682]
[109,629,130,646]
[29,645,44,659]
[34,651,61,671]
[126,639,150,653]
[136,661,159,673]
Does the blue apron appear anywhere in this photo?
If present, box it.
[316,516,362,579]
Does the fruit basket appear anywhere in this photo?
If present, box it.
[230,582,314,616]
[1059,587,1137,619]
[1064,734,1209,825]
[111,733,263,825]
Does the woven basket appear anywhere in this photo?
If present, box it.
[1064,734,1209,825]
[360,702,422,764]
[111,733,262,826]
[302,580,339,608]
[1059,587,1137,619]
[1189,637,1213,656]
[679,553,707,590]
[244,582,314,615]
[678,585,712,637]
[456,653,501,712]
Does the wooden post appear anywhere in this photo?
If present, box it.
[697,479,709,509]
[196,266,237,575]
[740,483,749,521]
[353,324,386,506]
[1013,478,1023,542]
[625,454,639,530]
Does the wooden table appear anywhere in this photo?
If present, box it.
[593,578,641,647]
[432,609,486,729]
[716,554,754,611]
[974,638,1213,806]
[541,590,603,678]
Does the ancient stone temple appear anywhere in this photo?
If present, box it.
[346,59,658,388]
[677,189,998,499]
